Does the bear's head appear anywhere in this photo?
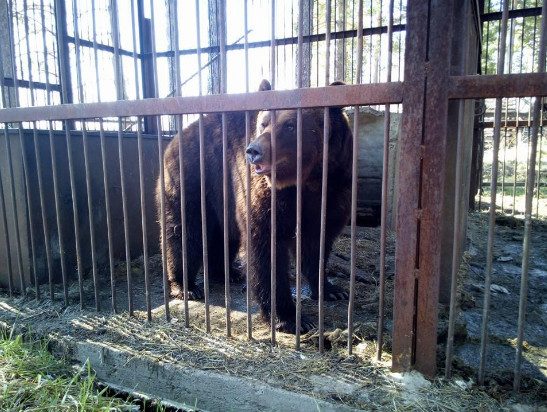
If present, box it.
[246,80,351,189]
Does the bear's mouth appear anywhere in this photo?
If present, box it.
[254,163,271,175]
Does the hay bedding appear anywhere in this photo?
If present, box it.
[0,223,531,410]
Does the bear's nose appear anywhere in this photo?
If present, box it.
[246,142,263,164]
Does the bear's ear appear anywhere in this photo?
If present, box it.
[328,81,346,114]
[258,79,272,92]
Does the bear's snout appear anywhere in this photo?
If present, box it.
[246,142,264,164]
[246,139,272,175]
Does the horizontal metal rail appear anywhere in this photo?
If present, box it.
[1,72,546,123]
[66,35,136,58]
[482,6,542,22]
[152,24,407,58]
[448,73,547,99]
[2,77,62,93]
[65,24,408,61]
[481,119,547,127]
[0,83,403,122]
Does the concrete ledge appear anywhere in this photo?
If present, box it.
[72,341,358,411]
[2,320,356,412]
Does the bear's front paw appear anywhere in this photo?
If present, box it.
[325,282,349,301]
[187,286,204,300]
[276,315,317,334]
[170,282,204,301]
[311,282,349,301]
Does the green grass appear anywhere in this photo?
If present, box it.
[0,333,148,411]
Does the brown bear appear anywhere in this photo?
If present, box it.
[157,80,352,333]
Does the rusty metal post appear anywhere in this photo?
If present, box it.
[392,0,454,378]
[376,0,394,360]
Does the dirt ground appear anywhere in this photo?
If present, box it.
[450,212,547,399]
[0,213,545,410]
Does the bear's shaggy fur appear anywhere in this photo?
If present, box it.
[157,80,352,333]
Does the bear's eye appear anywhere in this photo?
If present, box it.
[285,123,295,132]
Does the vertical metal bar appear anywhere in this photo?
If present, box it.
[536,124,543,219]
[270,0,277,346]
[70,0,84,103]
[222,112,231,337]
[243,0,253,341]
[445,0,470,378]
[512,128,519,215]
[315,0,319,87]
[375,0,392,360]
[91,0,116,313]
[198,114,209,331]
[512,3,529,215]
[23,0,47,299]
[501,125,508,212]
[39,0,55,300]
[136,117,151,321]
[171,0,190,328]
[81,121,100,310]
[317,0,331,354]
[0,16,12,296]
[347,0,364,356]
[65,117,84,305]
[0,54,14,296]
[514,0,546,392]
[375,0,383,84]
[341,0,346,79]
[67,0,86,308]
[8,0,31,297]
[501,6,516,213]
[478,126,485,211]
[218,1,231,337]
[54,0,73,108]
[111,0,134,315]
[295,0,305,350]
[2,123,24,297]
[397,0,402,84]
[0,12,15,297]
[0,138,13,296]
[368,0,373,84]
[479,0,510,386]
[71,0,98,312]
[149,0,170,321]
[195,0,210,332]
[131,0,141,100]
[51,0,71,305]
